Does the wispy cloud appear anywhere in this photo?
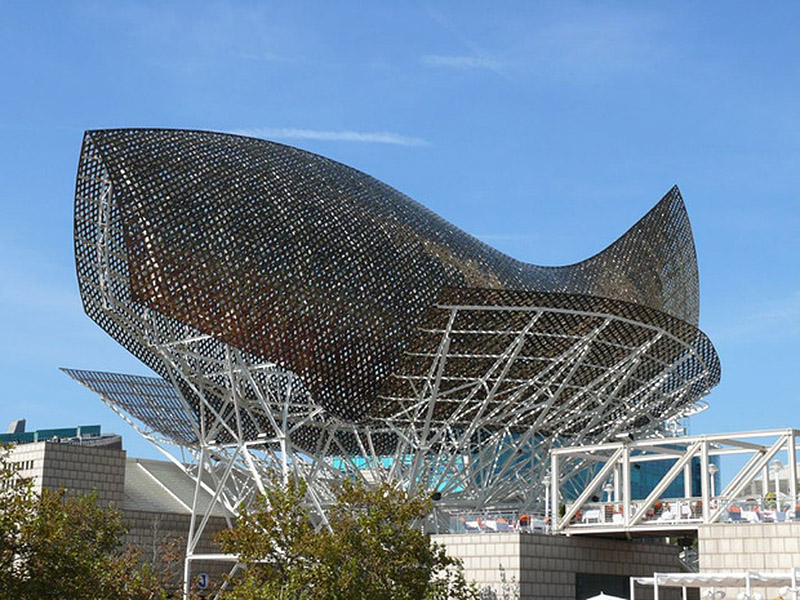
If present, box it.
[232,127,428,147]
[749,291,800,335]
[419,3,506,76]
[419,4,667,83]
[420,55,503,71]
[518,11,668,82]
[713,291,800,342]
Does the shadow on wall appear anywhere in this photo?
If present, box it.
[479,565,520,600]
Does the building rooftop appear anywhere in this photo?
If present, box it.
[0,419,120,449]
[124,457,227,517]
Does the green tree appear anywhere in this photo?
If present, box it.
[0,444,172,599]
[217,479,479,600]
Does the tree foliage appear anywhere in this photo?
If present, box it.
[0,444,173,600]
[217,479,479,600]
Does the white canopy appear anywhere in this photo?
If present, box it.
[633,571,800,588]
[586,593,627,600]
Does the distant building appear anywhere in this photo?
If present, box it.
[4,419,228,587]
[631,455,719,501]
[745,461,800,505]
[0,421,121,449]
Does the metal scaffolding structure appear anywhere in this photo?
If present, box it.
[65,129,721,596]
[551,428,800,536]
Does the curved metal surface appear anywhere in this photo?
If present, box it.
[69,128,722,518]
[377,287,719,435]
[74,128,707,423]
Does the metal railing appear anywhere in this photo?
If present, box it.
[447,511,551,534]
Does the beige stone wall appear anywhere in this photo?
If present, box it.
[699,522,800,598]
[123,509,227,558]
[41,442,126,505]
[11,442,125,506]
[123,508,230,588]
[8,443,227,588]
[434,533,689,600]
[7,442,47,493]
[9,441,126,505]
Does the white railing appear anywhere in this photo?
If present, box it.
[448,511,551,534]
[565,494,799,529]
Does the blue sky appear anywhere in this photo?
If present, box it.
[0,1,798,461]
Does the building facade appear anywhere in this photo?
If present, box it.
[4,421,228,589]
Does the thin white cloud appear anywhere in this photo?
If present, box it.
[520,11,667,81]
[233,127,428,147]
[713,291,800,342]
[420,3,492,60]
[420,55,503,71]
[420,3,666,83]
[750,291,800,334]
[418,3,507,77]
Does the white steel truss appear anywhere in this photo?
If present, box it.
[551,428,800,536]
[65,294,715,597]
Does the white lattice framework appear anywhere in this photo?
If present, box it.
[66,129,722,598]
[551,428,800,536]
[65,291,715,596]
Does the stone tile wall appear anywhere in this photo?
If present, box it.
[8,442,227,589]
[434,533,691,600]
[40,441,126,505]
[123,508,230,590]
[699,522,800,598]
[9,441,126,505]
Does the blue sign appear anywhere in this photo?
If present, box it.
[197,573,209,589]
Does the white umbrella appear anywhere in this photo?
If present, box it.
[585,593,626,600]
